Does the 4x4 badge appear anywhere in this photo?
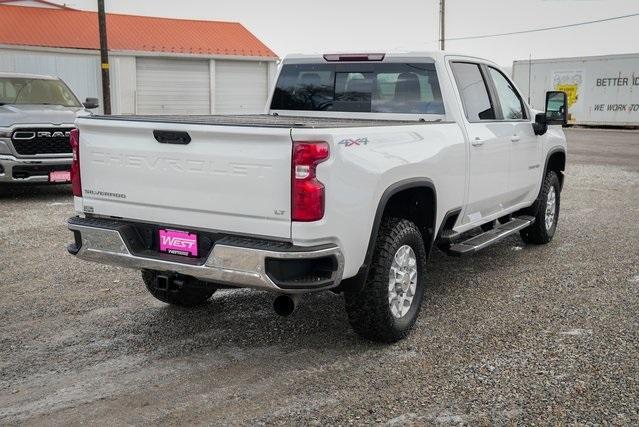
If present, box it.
[338,137,368,147]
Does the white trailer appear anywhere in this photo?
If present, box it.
[513,53,639,127]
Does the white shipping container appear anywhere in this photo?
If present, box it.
[513,53,639,126]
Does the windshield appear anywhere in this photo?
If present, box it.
[0,77,82,107]
[270,62,444,115]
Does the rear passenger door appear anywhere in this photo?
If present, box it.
[450,61,512,227]
[485,67,540,207]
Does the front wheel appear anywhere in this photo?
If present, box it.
[520,170,561,244]
[344,218,427,343]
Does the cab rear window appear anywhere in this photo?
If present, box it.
[270,63,444,115]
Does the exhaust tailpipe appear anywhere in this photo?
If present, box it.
[273,294,300,317]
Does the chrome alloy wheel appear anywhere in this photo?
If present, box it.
[388,245,418,319]
[545,186,556,230]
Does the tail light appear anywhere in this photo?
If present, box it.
[291,141,329,221]
[69,128,82,197]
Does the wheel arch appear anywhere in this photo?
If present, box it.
[544,147,566,189]
[339,178,437,293]
[516,146,566,219]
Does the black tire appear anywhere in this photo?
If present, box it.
[520,170,561,244]
[142,270,216,307]
[344,218,427,343]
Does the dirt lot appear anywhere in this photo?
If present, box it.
[1,128,638,425]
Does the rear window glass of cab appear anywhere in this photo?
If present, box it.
[270,62,444,115]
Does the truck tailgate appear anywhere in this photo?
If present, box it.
[76,119,293,239]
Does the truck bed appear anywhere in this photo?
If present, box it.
[82,114,427,129]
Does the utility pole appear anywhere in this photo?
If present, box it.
[527,53,532,104]
[97,0,111,114]
[439,0,445,50]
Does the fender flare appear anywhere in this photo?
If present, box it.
[543,146,567,188]
[516,146,566,218]
[339,178,436,293]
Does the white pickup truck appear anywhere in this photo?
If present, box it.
[67,52,567,342]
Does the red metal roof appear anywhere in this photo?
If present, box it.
[0,4,277,58]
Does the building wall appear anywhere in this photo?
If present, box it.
[0,47,103,113]
[0,46,277,116]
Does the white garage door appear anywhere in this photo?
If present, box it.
[136,58,210,115]
[215,60,268,114]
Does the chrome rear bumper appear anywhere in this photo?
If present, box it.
[67,217,344,293]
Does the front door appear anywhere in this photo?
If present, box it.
[485,66,542,207]
[450,61,511,227]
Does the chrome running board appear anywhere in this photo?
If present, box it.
[448,216,534,256]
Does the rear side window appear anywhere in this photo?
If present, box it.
[270,63,445,115]
[451,62,495,121]
[488,67,527,120]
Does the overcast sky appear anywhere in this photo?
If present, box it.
[65,0,639,67]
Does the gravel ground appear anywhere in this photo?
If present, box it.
[1,128,638,425]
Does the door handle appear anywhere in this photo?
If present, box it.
[511,135,521,142]
[153,130,191,145]
[471,137,484,147]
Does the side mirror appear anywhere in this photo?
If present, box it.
[545,91,567,126]
[83,97,99,109]
[533,91,568,135]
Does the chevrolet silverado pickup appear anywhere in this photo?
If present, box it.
[0,72,98,185]
[67,52,567,342]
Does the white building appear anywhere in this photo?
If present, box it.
[0,1,279,115]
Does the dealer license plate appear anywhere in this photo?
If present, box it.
[158,229,199,257]
[49,170,71,183]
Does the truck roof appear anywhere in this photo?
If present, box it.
[282,50,498,65]
[0,71,59,80]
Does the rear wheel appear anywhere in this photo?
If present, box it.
[344,217,427,343]
[520,170,561,244]
[142,270,216,307]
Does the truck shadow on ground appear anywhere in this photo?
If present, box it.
[0,184,72,200]
[127,235,535,353]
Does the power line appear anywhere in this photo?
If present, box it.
[446,12,639,41]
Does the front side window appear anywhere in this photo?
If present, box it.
[0,78,81,107]
[488,67,526,120]
[270,62,445,115]
[451,62,495,121]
